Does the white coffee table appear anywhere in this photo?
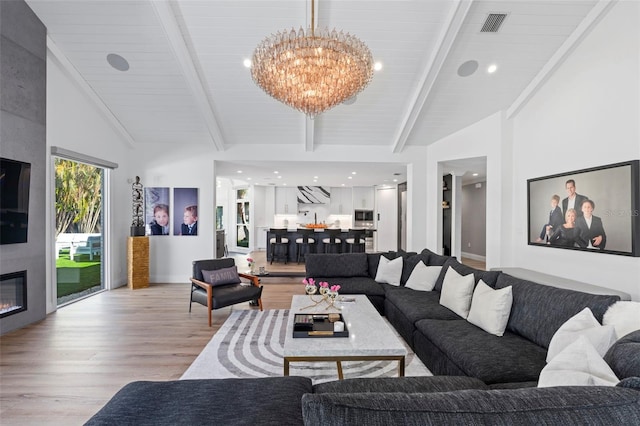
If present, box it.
[283,294,407,379]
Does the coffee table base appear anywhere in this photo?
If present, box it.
[283,355,405,380]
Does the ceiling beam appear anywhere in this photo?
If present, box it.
[151,0,225,151]
[506,0,615,119]
[391,0,473,154]
[47,37,136,149]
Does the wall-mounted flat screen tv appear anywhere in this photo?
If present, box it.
[527,160,639,257]
[0,158,31,245]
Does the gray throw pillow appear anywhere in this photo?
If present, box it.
[202,266,241,287]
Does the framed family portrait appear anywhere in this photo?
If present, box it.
[173,188,198,236]
[144,187,170,236]
[527,160,639,257]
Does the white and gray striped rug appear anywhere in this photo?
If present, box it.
[181,309,431,384]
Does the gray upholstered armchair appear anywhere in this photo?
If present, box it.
[189,258,263,327]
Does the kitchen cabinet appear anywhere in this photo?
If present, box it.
[275,187,297,214]
[330,187,353,214]
[352,186,375,210]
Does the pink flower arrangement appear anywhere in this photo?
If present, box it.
[330,285,341,292]
[302,278,316,286]
[319,282,329,289]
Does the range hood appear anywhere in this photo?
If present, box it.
[297,186,330,204]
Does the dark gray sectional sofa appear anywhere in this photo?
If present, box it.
[304,250,621,387]
[85,249,640,425]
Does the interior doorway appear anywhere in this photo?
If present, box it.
[375,186,398,252]
[54,158,105,306]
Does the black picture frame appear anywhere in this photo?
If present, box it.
[527,160,639,257]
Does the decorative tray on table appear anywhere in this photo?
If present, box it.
[293,313,349,338]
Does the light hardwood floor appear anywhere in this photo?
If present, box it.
[0,280,303,425]
[1,251,484,425]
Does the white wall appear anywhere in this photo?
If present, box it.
[508,0,640,300]
[426,111,505,268]
[126,143,428,282]
[46,50,134,312]
[426,1,639,300]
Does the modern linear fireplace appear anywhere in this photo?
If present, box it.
[0,271,27,318]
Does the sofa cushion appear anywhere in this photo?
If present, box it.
[405,262,441,292]
[538,336,619,388]
[85,377,313,426]
[439,268,475,319]
[305,253,369,278]
[313,376,488,394]
[424,248,450,266]
[312,276,385,298]
[546,307,616,362]
[495,274,621,349]
[385,287,462,322]
[400,251,430,285]
[466,281,513,337]
[301,386,640,426]
[415,319,547,384]
[374,256,403,286]
[367,251,414,281]
[603,301,640,340]
[604,330,640,380]
[202,266,241,287]
[434,258,501,291]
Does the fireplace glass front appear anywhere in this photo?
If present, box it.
[1,271,27,318]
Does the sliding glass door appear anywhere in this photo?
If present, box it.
[54,158,105,306]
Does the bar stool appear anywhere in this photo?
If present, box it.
[295,228,316,264]
[322,228,342,253]
[269,228,289,264]
[345,228,366,253]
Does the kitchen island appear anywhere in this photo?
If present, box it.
[265,228,375,262]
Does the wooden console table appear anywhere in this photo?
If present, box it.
[128,236,149,289]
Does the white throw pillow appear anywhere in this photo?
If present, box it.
[466,281,513,337]
[405,262,441,291]
[439,267,475,319]
[603,301,640,340]
[546,308,617,362]
[374,256,403,286]
[538,336,619,387]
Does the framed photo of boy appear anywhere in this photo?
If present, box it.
[527,160,639,257]
[144,187,170,236]
[174,188,198,236]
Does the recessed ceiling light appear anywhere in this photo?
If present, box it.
[393,179,398,182]
[247,177,252,180]
[313,180,317,183]
[472,173,479,177]
[341,183,345,187]
[313,176,318,179]
[277,175,282,179]
[348,176,352,180]
[487,64,498,74]
[351,172,357,175]
[107,53,129,72]
[374,62,383,71]
[283,183,287,186]
[243,58,252,68]
[274,171,279,174]
[237,170,243,174]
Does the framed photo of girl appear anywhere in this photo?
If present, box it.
[174,188,198,236]
[144,187,170,236]
[527,160,640,257]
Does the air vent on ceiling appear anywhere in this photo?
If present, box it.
[481,13,507,33]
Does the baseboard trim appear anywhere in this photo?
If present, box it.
[461,252,486,262]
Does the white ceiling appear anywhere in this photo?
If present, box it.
[26,0,606,186]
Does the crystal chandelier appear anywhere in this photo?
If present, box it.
[250,0,374,117]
